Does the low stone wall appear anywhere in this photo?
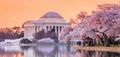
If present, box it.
[73,45,120,53]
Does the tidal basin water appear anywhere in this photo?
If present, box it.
[0,44,120,57]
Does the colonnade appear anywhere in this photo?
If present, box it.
[45,26,64,35]
[34,26,64,35]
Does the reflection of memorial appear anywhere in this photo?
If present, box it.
[0,45,71,57]
[20,44,76,57]
[33,44,58,57]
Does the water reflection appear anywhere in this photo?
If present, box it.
[0,44,76,57]
[0,44,120,57]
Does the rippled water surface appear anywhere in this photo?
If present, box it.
[0,44,120,57]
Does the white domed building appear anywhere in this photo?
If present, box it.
[23,12,70,39]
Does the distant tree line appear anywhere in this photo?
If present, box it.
[0,26,24,42]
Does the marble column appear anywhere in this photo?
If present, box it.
[51,26,53,29]
[58,26,61,35]
[36,26,38,32]
[48,26,50,31]
[39,26,41,31]
[44,26,47,32]
[50,26,52,31]
[35,26,37,33]
[46,26,48,32]
[57,26,58,35]
[37,26,39,32]
[57,26,59,35]
[55,26,57,34]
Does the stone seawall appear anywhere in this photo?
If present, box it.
[73,45,120,53]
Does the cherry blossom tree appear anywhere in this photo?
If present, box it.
[59,3,120,46]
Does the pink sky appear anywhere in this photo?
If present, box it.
[0,0,119,28]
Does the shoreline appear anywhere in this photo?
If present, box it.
[72,45,120,53]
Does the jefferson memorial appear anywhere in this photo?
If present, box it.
[23,12,70,38]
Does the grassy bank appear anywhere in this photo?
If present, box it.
[73,45,120,53]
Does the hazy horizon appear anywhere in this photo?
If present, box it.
[0,0,119,28]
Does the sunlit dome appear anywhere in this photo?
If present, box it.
[40,12,63,19]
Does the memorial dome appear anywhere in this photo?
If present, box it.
[40,12,63,19]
